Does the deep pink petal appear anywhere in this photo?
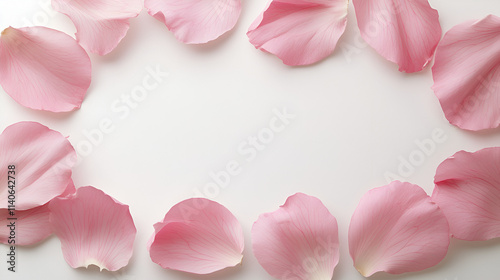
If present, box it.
[353,0,441,73]
[0,27,91,112]
[0,122,76,210]
[149,198,244,274]
[52,0,143,55]
[432,15,500,131]
[432,148,500,241]
[0,180,75,246]
[252,193,339,280]
[145,0,241,44]
[349,181,450,277]
[59,179,77,198]
[247,0,348,66]
[49,186,136,271]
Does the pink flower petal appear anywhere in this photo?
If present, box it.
[349,181,450,277]
[0,180,75,246]
[0,122,76,211]
[145,0,242,44]
[49,186,136,271]
[247,0,349,66]
[0,205,51,246]
[59,179,78,198]
[252,193,339,280]
[353,0,441,73]
[432,15,500,131]
[0,27,91,112]
[149,198,244,274]
[52,0,143,55]
[432,148,500,241]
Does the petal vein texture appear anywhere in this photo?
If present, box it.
[49,186,136,271]
[0,27,91,112]
[149,198,244,274]
[349,181,450,277]
[432,147,500,241]
[432,15,500,131]
[52,0,143,55]
[145,0,242,44]
[252,193,339,280]
[247,0,349,66]
[353,0,442,73]
[0,122,76,210]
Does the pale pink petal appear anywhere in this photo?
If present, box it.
[432,148,500,241]
[0,122,76,210]
[0,27,91,112]
[1,206,51,246]
[349,181,450,277]
[247,0,349,66]
[0,180,76,246]
[432,15,500,131]
[353,0,441,73]
[252,193,339,280]
[149,198,244,274]
[52,0,143,55]
[49,186,136,271]
[145,0,241,44]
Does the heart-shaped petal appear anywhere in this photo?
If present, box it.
[252,193,339,280]
[349,181,450,277]
[49,186,136,271]
[432,148,500,241]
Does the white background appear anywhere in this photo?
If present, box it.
[1,1,500,279]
